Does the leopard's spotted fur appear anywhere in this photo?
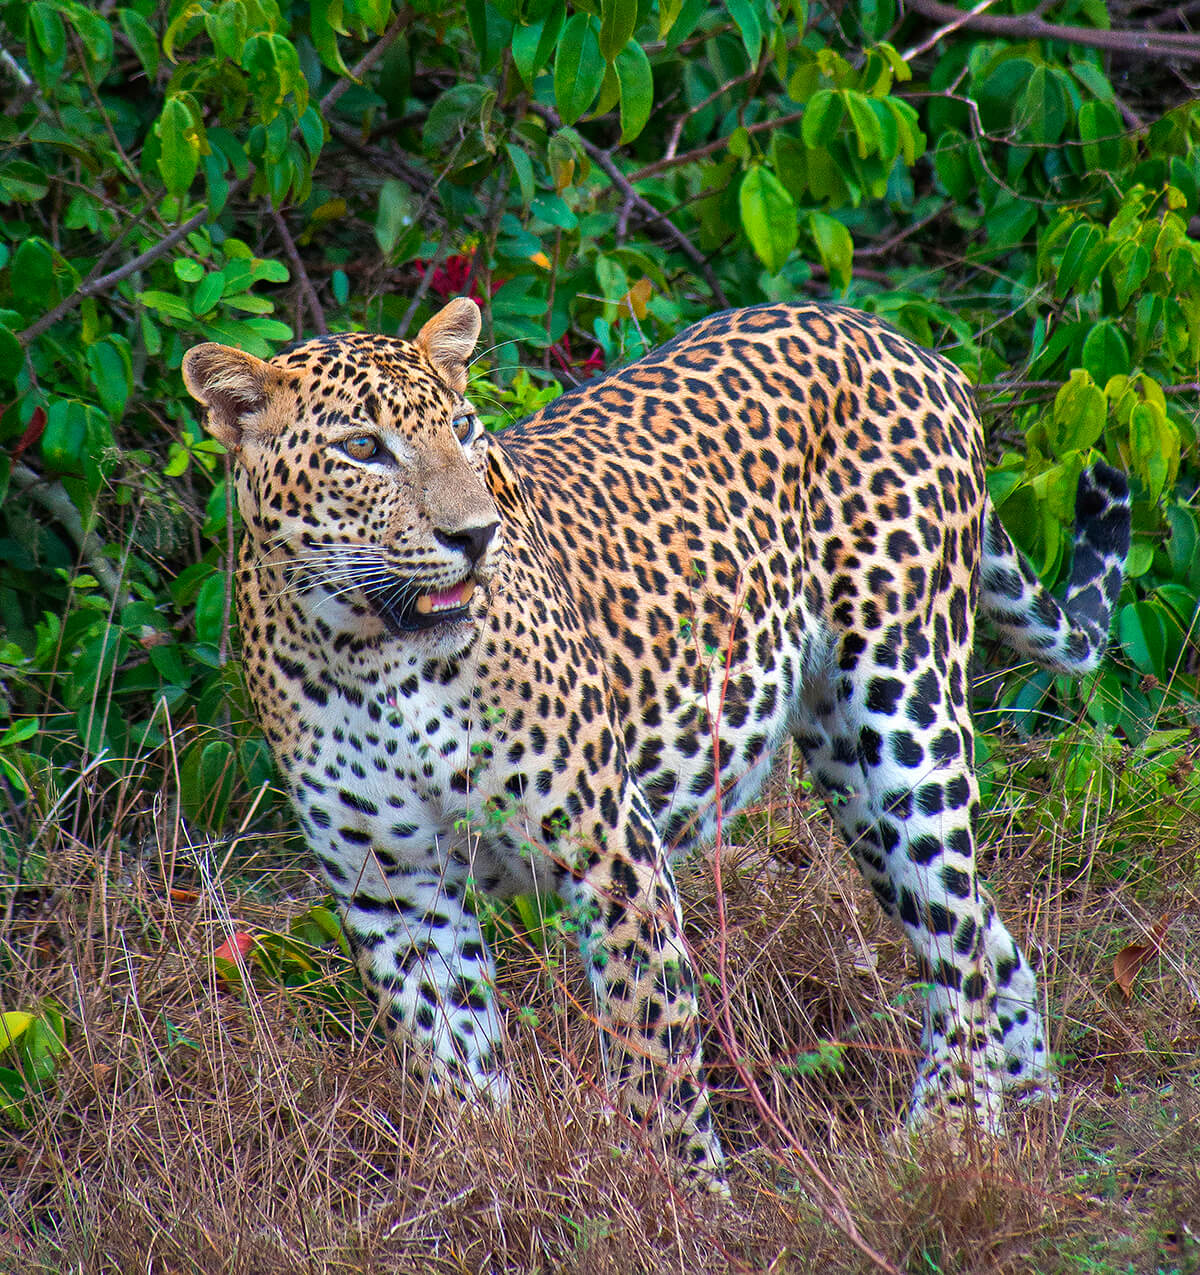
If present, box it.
[183,300,1130,1182]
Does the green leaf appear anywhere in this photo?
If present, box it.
[1056,222,1102,296]
[802,89,844,148]
[808,210,852,290]
[615,40,653,143]
[934,130,971,201]
[41,399,86,472]
[554,14,606,126]
[505,142,535,207]
[180,738,237,832]
[0,1012,34,1052]
[0,160,50,203]
[86,339,133,420]
[465,0,514,73]
[726,0,763,65]
[0,325,23,384]
[1164,505,1199,585]
[375,180,416,259]
[1018,65,1067,145]
[1113,244,1150,309]
[843,90,881,159]
[155,96,201,199]
[512,2,565,85]
[1079,99,1124,172]
[1050,369,1106,454]
[1155,583,1199,635]
[194,572,229,648]
[1129,401,1173,503]
[739,166,797,275]
[29,3,66,63]
[599,0,638,63]
[1081,321,1130,384]
[423,84,498,157]
[118,8,159,78]
[66,4,114,69]
[311,0,353,76]
[1118,600,1168,678]
[191,274,225,317]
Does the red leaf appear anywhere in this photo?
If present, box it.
[213,930,255,966]
[11,406,47,460]
[1113,914,1171,998]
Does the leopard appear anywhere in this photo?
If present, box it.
[182,299,1130,1184]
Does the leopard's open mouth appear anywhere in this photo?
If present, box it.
[369,577,477,634]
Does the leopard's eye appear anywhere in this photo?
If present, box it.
[452,413,479,444]
[342,435,383,462]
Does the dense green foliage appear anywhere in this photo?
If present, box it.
[0,0,1197,856]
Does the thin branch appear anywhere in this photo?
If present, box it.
[902,0,1002,61]
[982,377,1200,397]
[271,206,328,335]
[10,463,126,601]
[318,7,415,116]
[326,119,444,225]
[530,105,731,309]
[903,0,1200,60]
[397,240,449,339]
[18,196,244,346]
[625,108,806,185]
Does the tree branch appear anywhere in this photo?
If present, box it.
[10,463,126,601]
[903,0,1200,61]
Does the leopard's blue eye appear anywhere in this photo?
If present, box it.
[453,413,479,444]
[343,435,383,462]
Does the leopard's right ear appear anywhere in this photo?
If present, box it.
[182,343,280,451]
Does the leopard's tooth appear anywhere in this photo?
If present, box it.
[414,595,433,614]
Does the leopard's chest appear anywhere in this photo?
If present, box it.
[281,671,551,897]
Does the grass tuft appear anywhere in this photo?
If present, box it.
[2,738,1198,1273]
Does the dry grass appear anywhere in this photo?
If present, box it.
[2,746,1199,1275]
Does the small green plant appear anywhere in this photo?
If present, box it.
[0,1004,66,1127]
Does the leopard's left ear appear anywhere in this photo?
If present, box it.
[416,297,481,394]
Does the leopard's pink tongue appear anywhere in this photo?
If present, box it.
[414,579,476,615]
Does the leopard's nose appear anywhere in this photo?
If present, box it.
[434,521,499,565]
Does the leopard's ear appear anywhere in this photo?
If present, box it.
[416,297,481,394]
[182,343,281,451]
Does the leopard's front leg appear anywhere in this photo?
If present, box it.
[339,864,508,1099]
[558,781,725,1185]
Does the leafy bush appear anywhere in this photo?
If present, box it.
[0,0,1196,875]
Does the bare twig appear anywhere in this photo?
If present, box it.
[903,0,1200,60]
[271,206,328,335]
[982,377,1200,397]
[397,240,449,339]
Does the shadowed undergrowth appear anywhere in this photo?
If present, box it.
[2,746,1198,1275]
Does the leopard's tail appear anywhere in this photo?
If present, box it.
[981,463,1131,676]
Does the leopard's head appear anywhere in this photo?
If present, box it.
[182,298,502,652]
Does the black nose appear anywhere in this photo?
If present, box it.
[434,521,499,564]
